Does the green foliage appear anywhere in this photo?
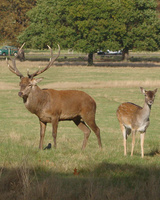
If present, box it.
[115,0,160,51]
[0,0,36,46]
[18,0,160,58]
[1,0,160,54]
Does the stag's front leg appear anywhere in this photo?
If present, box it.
[51,118,59,148]
[39,121,47,150]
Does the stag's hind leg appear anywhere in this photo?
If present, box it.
[88,121,102,148]
[73,117,91,150]
[82,114,102,148]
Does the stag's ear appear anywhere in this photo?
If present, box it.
[31,77,43,86]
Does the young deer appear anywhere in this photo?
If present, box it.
[116,87,157,158]
[6,44,102,150]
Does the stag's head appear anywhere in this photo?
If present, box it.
[18,77,44,98]
[7,44,60,99]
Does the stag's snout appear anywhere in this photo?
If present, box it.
[18,91,23,97]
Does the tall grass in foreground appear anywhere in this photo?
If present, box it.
[0,60,160,199]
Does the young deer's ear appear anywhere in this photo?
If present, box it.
[140,87,146,95]
[154,88,158,94]
[31,77,44,86]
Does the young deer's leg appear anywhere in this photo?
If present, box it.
[119,123,128,156]
[131,130,136,156]
[73,117,91,150]
[39,121,47,150]
[51,118,59,148]
[140,132,145,158]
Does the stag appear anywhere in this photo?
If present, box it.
[7,44,102,150]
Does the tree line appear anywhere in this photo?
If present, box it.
[1,0,160,65]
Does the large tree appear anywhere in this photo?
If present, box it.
[18,0,160,65]
[0,0,36,46]
[112,0,160,60]
[18,0,125,65]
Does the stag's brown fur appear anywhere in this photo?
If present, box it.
[19,77,102,149]
[7,44,102,150]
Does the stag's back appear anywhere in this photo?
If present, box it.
[48,89,96,116]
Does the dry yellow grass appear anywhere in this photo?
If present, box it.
[1,79,160,90]
[43,80,160,89]
[0,82,17,90]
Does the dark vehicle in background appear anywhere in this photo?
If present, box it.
[97,49,122,55]
[0,46,18,56]
[97,50,106,55]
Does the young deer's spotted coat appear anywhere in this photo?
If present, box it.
[116,87,157,158]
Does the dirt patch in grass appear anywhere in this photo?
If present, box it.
[43,80,160,89]
[0,82,17,90]
[1,80,160,90]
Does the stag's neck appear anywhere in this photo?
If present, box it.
[23,86,46,114]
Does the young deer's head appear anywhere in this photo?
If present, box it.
[140,87,157,106]
[7,44,60,99]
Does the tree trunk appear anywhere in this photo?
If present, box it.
[122,48,129,61]
[88,53,93,66]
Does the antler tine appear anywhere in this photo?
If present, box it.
[27,67,41,78]
[45,44,60,67]
[19,43,25,51]
[14,43,25,59]
[29,44,60,79]
[6,57,24,78]
[6,57,17,74]
[6,43,25,78]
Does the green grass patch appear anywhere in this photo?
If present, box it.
[0,60,160,199]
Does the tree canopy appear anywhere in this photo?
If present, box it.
[113,0,160,59]
[17,0,160,64]
[0,0,36,46]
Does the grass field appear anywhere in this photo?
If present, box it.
[0,60,160,200]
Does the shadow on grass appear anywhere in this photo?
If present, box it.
[146,148,160,157]
[0,161,160,200]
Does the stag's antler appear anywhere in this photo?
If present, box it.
[28,44,60,79]
[18,42,25,52]
[6,43,25,78]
